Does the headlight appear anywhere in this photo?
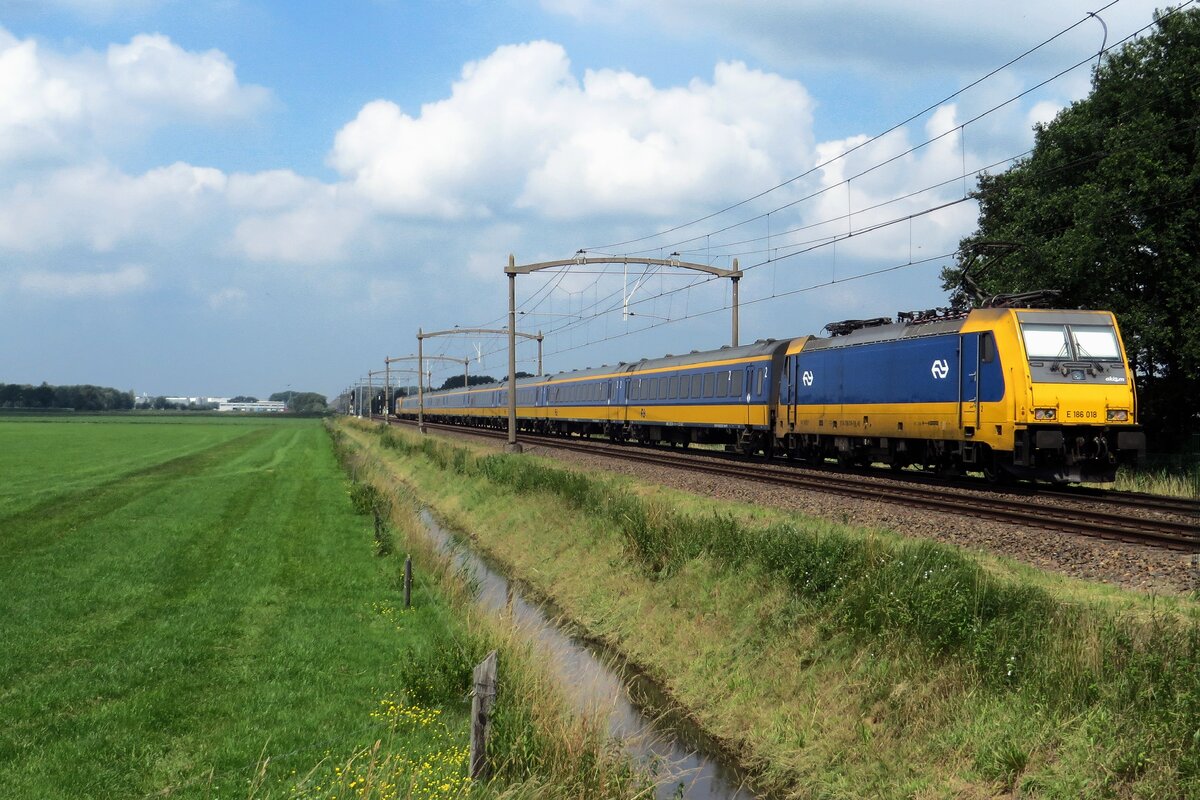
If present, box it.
[1106,409,1129,422]
[1034,408,1057,420]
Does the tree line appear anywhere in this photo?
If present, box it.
[941,7,1199,449]
[0,383,134,411]
[268,391,329,414]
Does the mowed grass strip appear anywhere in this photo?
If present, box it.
[0,417,465,799]
[0,416,264,520]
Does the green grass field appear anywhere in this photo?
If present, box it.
[0,417,473,799]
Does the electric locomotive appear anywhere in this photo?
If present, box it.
[775,307,1144,482]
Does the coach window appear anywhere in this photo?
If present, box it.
[731,370,744,398]
[668,375,678,399]
[703,372,716,398]
[658,378,668,400]
[690,374,701,399]
[716,370,729,398]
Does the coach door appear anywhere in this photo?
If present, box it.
[785,356,798,429]
[958,333,981,436]
[738,365,750,426]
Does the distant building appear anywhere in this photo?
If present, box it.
[218,400,287,413]
[162,396,228,407]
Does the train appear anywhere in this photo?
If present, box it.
[395,306,1146,483]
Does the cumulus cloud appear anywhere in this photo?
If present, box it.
[0,31,85,162]
[735,100,984,283]
[1027,100,1062,129]
[0,26,268,166]
[0,161,226,252]
[19,263,148,297]
[105,34,270,120]
[233,200,369,266]
[331,41,815,220]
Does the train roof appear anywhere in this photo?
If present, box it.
[803,316,968,351]
[541,363,636,382]
[535,339,787,383]
[627,339,786,372]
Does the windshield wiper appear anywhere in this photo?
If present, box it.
[1072,341,1106,372]
[1049,342,1072,372]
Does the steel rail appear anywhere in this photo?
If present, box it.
[375,416,1199,552]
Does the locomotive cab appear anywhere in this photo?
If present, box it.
[1008,309,1145,482]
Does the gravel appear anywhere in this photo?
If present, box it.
[406,422,1200,597]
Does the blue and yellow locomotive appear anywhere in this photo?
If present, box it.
[775,307,1143,482]
[396,306,1145,483]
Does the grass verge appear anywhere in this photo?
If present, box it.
[345,420,1200,799]
[329,424,652,799]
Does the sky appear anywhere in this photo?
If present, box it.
[0,0,1165,399]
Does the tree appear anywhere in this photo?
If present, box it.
[437,374,498,390]
[229,395,258,403]
[941,7,1200,446]
[291,392,329,414]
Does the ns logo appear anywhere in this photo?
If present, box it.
[930,359,950,380]
[801,370,814,387]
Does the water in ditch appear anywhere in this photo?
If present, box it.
[417,509,761,800]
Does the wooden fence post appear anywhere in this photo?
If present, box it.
[469,650,498,780]
[403,556,412,608]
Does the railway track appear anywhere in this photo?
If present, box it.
[377,416,1200,553]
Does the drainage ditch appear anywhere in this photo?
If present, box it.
[417,509,762,799]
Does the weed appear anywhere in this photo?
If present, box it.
[363,426,1200,796]
[350,481,383,515]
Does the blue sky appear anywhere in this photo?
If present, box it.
[0,0,1162,398]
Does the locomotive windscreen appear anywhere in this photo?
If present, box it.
[1016,312,1126,384]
